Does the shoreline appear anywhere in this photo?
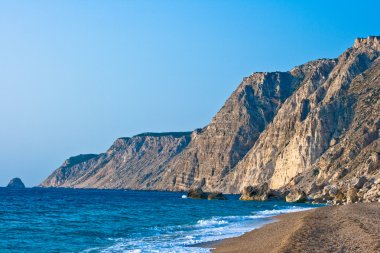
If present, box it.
[201,203,380,253]
[198,210,313,253]
[192,216,279,249]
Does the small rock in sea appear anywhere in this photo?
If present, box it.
[6,178,25,188]
[207,192,227,200]
[187,187,227,200]
[187,187,208,199]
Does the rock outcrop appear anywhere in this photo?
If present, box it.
[285,189,307,203]
[207,192,228,200]
[240,183,272,201]
[41,36,380,204]
[7,178,25,188]
[187,187,227,200]
[347,187,359,203]
[187,187,208,199]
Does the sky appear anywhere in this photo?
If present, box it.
[0,0,379,186]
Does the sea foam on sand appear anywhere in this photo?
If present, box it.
[98,206,314,253]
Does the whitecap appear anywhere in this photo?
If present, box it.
[95,205,314,253]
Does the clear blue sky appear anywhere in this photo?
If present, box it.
[0,0,379,186]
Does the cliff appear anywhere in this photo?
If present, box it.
[41,36,380,203]
[227,36,380,203]
[41,132,191,189]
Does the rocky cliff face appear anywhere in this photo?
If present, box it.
[230,36,379,188]
[41,36,380,202]
[41,132,191,189]
[226,36,380,203]
[152,71,303,191]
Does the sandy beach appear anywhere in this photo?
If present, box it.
[205,203,380,253]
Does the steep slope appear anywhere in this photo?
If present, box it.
[41,132,191,189]
[152,61,337,192]
[41,36,380,202]
[284,58,380,202]
[229,36,380,196]
[42,69,307,190]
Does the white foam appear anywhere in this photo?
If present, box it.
[196,217,228,227]
[93,206,314,253]
[250,206,314,219]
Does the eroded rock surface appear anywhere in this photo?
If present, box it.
[240,183,271,201]
[286,189,307,203]
[41,36,380,204]
[187,187,227,200]
[228,36,380,203]
[41,132,191,189]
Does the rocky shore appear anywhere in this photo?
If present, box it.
[207,203,380,253]
[239,175,380,205]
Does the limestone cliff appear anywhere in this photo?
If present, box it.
[153,70,304,191]
[41,36,380,202]
[41,132,191,189]
[226,36,380,202]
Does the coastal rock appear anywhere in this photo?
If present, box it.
[315,185,344,204]
[347,187,359,203]
[323,185,339,197]
[286,189,306,203]
[187,188,208,199]
[207,192,227,200]
[333,190,345,204]
[239,183,270,201]
[7,178,25,188]
[310,193,331,204]
[187,188,227,200]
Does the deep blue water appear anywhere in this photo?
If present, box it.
[0,188,318,252]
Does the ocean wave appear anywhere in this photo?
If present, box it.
[91,205,313,253]
[250,206,314,218]
[196,217,228,227]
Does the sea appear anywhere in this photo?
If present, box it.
[0,188,318,253]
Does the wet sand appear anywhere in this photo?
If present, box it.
[204,203,380,253]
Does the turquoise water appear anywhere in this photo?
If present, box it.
[0,188,317,252]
